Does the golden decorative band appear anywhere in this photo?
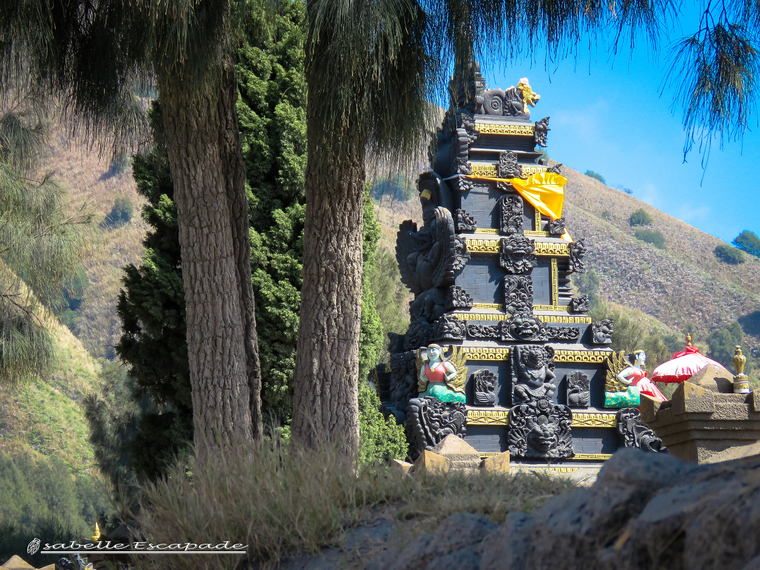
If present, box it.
[571,413,617,428]
[466,238,500,254]
[453,313,590,324]
[472,302,505,310]
[467,409,509,425]
[462,347,510,361]
[465,238,569,256]
[522,165,548,176]
[551,258,559,306]
[474,122,535,136]
[554,350,610,363]
[535,241,570,256]
[471,164,548,178]
[453,313,509,321]
[512,466,580,474]
[574,453,612,461]
[524,230,550,237]
[474,228,500,234]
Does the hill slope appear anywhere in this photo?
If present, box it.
[561,163,760,351]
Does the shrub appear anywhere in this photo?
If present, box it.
[732,231,760,258]
[634,229,666,249]
[601,210,612,221]
[715,244,745,265]
[103,196,133,228]
[584,170,605,184]
[629,208,653,227]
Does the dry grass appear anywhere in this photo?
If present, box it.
[133,440,576,570]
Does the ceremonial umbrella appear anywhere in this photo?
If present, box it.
[651,344,730,383]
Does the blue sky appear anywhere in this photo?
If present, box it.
[481,25,760,244]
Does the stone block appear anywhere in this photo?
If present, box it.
[433,434,481,472]
[389,459,413,476]
[689,364,734,393]
[480,451,510,474]
[412,450,450,475]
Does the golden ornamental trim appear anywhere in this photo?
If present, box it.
[462,347,510,361]
[534,210,542,232]
[574,453,612,461]
[571,413,617,428]
[538,315,592,324]
[474,122,535,136]
[453,313,509,321]
[522,165,548,176]
[474,228,500,234]
[472,302,505,310]
[533,304,570,312]
[524,230,550,237]
[467,409,509,425]
[535,241,570,256]
[551,257,559,307]
[466,238,500,254]
[512,466,580,474]
[554,350,610,363]
[471,164,498,178]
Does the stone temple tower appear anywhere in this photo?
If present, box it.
[376,62,664,471]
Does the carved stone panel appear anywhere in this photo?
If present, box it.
[403,320,433,351]
[467,323,499,339]
[502,315,547,342]
[446,286,473,311]
[570,294,590,313]
[508,401,573,460]
[405,397,468,459]
[616,408,666,452]
[472,370,498,407]
[432,314,467,341]
[389,351,418,411]
[568,240,587,274]
[546,326,581,342]
[566,371,590,408]
[498,151,522,179]
[499,194,523,236]
[499,235,536,273]
[591,319,614,345]
[456,157,473,175]
[503,275,533,315]
[548,163,563,175]
[453,235,471,271]
[547,217,566,236]
[455,209,477,233]
[534,117,550,147]
[511,345,556,406]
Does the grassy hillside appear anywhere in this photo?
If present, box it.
[561,163,760,352]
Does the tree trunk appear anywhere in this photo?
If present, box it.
[292,109,366,458]
[161,60,263,447]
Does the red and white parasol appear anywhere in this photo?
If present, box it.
[651,344,730,384]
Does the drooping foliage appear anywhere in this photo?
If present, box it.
[0,89,89,382]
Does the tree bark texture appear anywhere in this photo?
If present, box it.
[292,111,366,458]
[161,61,263,447]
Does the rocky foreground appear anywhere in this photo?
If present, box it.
[261,449,760,570]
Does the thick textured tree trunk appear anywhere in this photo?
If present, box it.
[161,60,263,447]
[292,110,366,457]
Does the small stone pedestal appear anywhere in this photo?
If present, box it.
[641,379,760,464]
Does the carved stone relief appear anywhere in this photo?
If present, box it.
[591,319,614,345]
[498,151,523,179]
[455,157,473,175]
[503,275,533,315]
[432,314,467,341]
[566,371,590,408]
[499,235,536,273]
[405,397,468,459]
[499,194,523,236]
[445,286,473,311]
[453,235,471,271]
[511,345,556,405]
[570,294,590,313]
[547,217,566,236]
[389,351,418,411]
[616,408,666,452]
[508,400,573,459]
[534,117,550,147]
[568,240,587,274]
[548,163,563,174]
[455,209,477,233]
[472,370,498,407]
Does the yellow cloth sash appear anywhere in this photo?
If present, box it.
[465,171,572,242]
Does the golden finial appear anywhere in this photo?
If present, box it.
[92,522,101,542]
[733,346,747,376]
[516,78,541,114]
[686,333,692,347]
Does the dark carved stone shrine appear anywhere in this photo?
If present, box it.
[375,62,637,470]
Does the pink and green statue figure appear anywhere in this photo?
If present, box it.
[605,350,667,408]
[416,344,468,403]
